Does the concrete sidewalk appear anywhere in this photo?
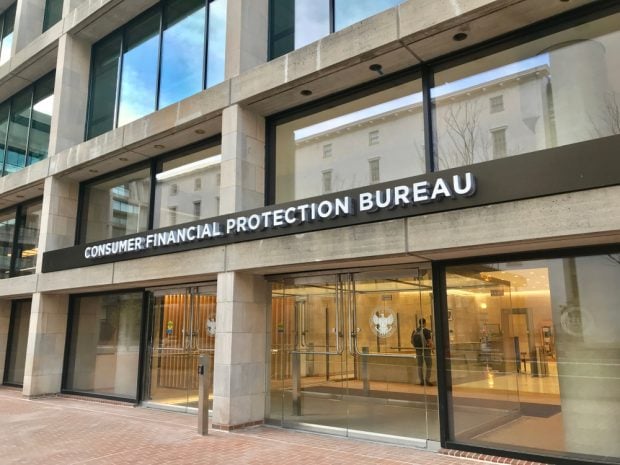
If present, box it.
[0,387,519,465]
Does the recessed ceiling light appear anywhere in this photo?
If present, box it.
[16,195,24,199]
[119,157,128,161]
[195,129,206,135]
[369,63,384,76]
[89,169,99,173]
[300,89,312,96]
[154,144,165,149]
[453,32,468,42]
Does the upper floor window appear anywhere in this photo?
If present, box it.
[322,143,332,158]
[489,95,504,114]
[0,200,42,279]
[86,0,227,139]
[0,4,16,66]
[491,127,507,159]
[79,140,221,243]
[368,157,380,183]
[269,0,406,59]
[0,73,55,176]
[321,170,332,194]
[368,130,379,146]
[43,0,64,32]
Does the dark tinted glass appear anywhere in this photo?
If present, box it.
[0,102,9,170]
[206,0,226,88]
[14,202,42,276]
[87,35,121,139]
[4,301,31,385]
[43,0,64,32]
[0,209,15,278]
[159,0,205,108]
[118,10,160,126]
[27,74,55,165]
[269,0,294,59]
[4,90,32,175]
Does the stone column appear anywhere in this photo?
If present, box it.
[48,33,91,156]
[35,176,79,273]
[225,0,268,79]
[22,293,69,396]
[12,0,45,54]
[0,299,11,378]
[219,105,266,214]
[212,272,269,430]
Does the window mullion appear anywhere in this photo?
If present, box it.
[113,32,125,129]
[9,205,21,277]
[421,65,435,173]
[155,4,164,111]
[203,0,210,90]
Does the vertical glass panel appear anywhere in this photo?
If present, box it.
[27,74,55,165]
[65,292,143,399]
[4,90,31,175]
[117,11,160,127]
[275,79,424,202]
[159,0,205,108]
[0,102,9,172]
[87,34,121,139]
[433,13,620,170]
[154,145,221,228]
[206,0,227,88]
[42,0,64,32]
[0,209,15,278]
[0,4,16,66]
[445,252,620,463]
[4,301,31,385]
[294,0,329,49]
[335,0,405,31]
[83,167,151,243]
[14,202,42,276]
[269,0,294,59]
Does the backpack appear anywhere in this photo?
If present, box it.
[412,327,424,348]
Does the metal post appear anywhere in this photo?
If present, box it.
[361,346,369,395]
[292,352,301,415]
[198,354,210,435]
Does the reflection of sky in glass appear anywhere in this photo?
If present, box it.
[295,0,329,49]
[295,93,422,140]
[159,7,205,108]
[432,54,549,98]
[33,95,54,116]
[335,0,405,31]
[0,33,13,65]
[118,35,159,126]
[207,0,227,88]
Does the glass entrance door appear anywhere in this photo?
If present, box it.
[269,268,439,444]
[143,285,216,412]
[3,300,31,386]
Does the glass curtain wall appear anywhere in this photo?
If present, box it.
[80,142,221,243]
[274,79,424,203]
[444,252,620,463]
[432,12,620,170]
[43,0,64,32]
[269,0,405,59]
[0,73,55,176]
[0,200,42,278]
[3,300,32,386]
[64,292,144,400]
[270,268,439,443]
[0,209,15,278]
[86,0,226,139]
[0,4,15,66]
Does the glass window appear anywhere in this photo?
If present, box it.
[82,168,151,243]
[0,4,16,66]
[322,143,332,158]
[27,75,55,165]
[153,145,221,228]
[194,177,201,190]
[321,169,331,193]
[64,292,143,400]
[4,90,32,175]
[206,0,227,88]
[192,200,201,218]
[117,10,160,127]
[368,129,379,145]
[87,35,121,139]
[294,0,329,50]
[433,13,620,170]
[268,0,294,60]
[4,301,31,386]
[14,203,42,276]
[274,79,424,202]
[43,0,64,32]
[159,0,205,108]
[0,210,15,278]
[0,102,9,169]
[334,0,405,31]
[369,157,380,183]
[491,127,507,159]
[445,252,620,463]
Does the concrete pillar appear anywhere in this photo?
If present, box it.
[48,33,91,156]
[219,105,266,214]
[0,300,11,379]
[12,0,45,54]
[212,272,269,430]
[225,0,268,79]
[22,293,69,396]
[35,176,79,273]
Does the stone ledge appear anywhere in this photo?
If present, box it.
[212,420,264,432]
[439,448,549,464]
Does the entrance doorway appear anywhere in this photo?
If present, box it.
[3,300,31,386]
[269,267,439,445]
[143,285,216,412]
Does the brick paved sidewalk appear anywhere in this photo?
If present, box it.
[0,387,516,465]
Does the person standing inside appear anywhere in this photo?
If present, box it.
[412,318,434,386]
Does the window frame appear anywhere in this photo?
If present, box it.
[0,197,43,279]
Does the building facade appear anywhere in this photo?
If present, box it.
[0,1,619,464]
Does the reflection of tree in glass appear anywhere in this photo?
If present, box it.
[439,100,490,169]
[590,91,620,137]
